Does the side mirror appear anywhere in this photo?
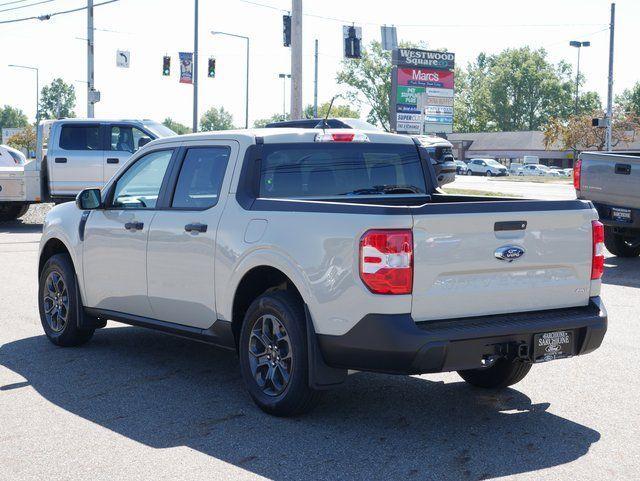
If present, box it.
[137,137,152,149]
[76,188,102,210]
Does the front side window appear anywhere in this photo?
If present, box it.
[258,143,427,198]
[112,150,173,209]
[110,126,150,153]
[59,125,101,151]
[172,147,230,209]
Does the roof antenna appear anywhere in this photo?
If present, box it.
[315,95,337,130]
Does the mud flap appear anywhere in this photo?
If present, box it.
[304,305,347,389]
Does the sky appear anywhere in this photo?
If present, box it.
[0,0,638,129]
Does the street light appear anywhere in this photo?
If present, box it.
[278,73,291,120]
[569,41,591,115]
[8,64,39,126]
[211,30,250,129]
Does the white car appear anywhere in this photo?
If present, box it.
[466,158,508,177]
[0,144,26,167]
[519,164,553,176]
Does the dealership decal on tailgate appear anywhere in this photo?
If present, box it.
[533,330,575,363]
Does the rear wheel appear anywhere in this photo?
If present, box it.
[485,170,492,177]
[604,226,640,257]
[39,254,95,347]
[466,169,473,176]
[239,291,322,416]
[0,203,28,221]
[458,358,532,389]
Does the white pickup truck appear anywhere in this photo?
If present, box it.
[0,119,175,221]
[38,128,607,416]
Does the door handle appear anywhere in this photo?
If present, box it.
[124,221,144,231]
[185,222,208,233]
[55,157,67,163]
[106,158,120,164]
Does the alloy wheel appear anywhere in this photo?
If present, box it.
[248,314,293,396]
[43,271,69,333]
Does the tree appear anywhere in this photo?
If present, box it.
[0,105,29,132]
[253,113,288,128]
[162,117,191,135]
[7,125,36,155]
[39,78,76,119]
[616,82,640,116]
[200,106,234,131]
[303,101,360,119]
[543,108,639,152]
[336,41,395,130]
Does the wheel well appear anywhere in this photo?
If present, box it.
[231,266,303,348]
[39,238,70,275]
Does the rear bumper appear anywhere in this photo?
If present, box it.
[317,298,607,375]
[592,201,640,230]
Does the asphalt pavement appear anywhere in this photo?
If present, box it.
[0,202,639,481]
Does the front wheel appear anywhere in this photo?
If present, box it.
[604,226,640,257]
[486,170,492,177]
[239,291,322,416]
[466,169,473,176]
[458,358,531,389]
[39,254,95,347]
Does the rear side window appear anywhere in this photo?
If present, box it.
[259,143,426,198]
[172,147,230,209]
[59,125,101,150]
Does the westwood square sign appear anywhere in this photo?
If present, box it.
[390,48,455,134]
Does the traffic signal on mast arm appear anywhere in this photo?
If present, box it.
[283,14,291,47]
[344,25,362,59]
[208,57,216,78]
[162,56,171,76]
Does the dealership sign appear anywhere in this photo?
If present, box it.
[390,48,455,134]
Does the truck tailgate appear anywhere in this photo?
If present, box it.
[411,204,597,322]
[580,153,640,209]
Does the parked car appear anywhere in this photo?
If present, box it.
[576,151,640,257]
[38,128,608,416]
[509,162,523,175]
[466,158,508,176]
[564,168,574,177]
[520,164,552,176]
[0,119,176,221]
[454,160,468,174]
[0,144,26,167]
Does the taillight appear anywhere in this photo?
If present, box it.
[360,229,413,295]
[591,220,604,280]
[573,159,582,190]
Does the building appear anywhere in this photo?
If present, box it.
[448,130,640,168]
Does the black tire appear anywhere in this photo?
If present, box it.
[466,169,473,176]
[486,170,492,177]
[38,253,95,347]
[0,203,27,222]
[457,358,532,389]
[239,290,322,416]
[604,226,640,257]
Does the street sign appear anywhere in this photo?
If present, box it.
[380,25,398,51]
[390,48,455,135]
[116,50,130,68]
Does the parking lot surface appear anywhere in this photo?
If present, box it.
[1,205,639,481]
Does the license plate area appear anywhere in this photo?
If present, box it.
[533,330,574,363]
[612,207,632,223]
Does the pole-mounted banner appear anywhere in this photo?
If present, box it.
[179,52,194,84]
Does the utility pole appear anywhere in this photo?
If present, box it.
[193,0,199,132]
[313,39,318,118]
[87,0,95,118]
[605,2,616,151]
[290,0,303,119]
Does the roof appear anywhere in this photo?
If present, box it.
[45,118,157,124]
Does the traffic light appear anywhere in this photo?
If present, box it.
[162,56,171,76]
[208,57,216,78]
[343,25,362,59]
[283,14,291,47]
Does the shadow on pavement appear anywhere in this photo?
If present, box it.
[0,220,43,234]
[0,326,600,480]
[602,255,640,288]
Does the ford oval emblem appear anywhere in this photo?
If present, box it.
[495,245,525,262]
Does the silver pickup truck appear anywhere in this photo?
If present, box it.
[576,151,640,257]
[38,128,607,416]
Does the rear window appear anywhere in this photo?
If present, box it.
[259,143,427,198]
[60,125,101,150]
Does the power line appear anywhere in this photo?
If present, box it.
[0,0,118,24]
[0,0,56,14]
[0,0,30,7]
